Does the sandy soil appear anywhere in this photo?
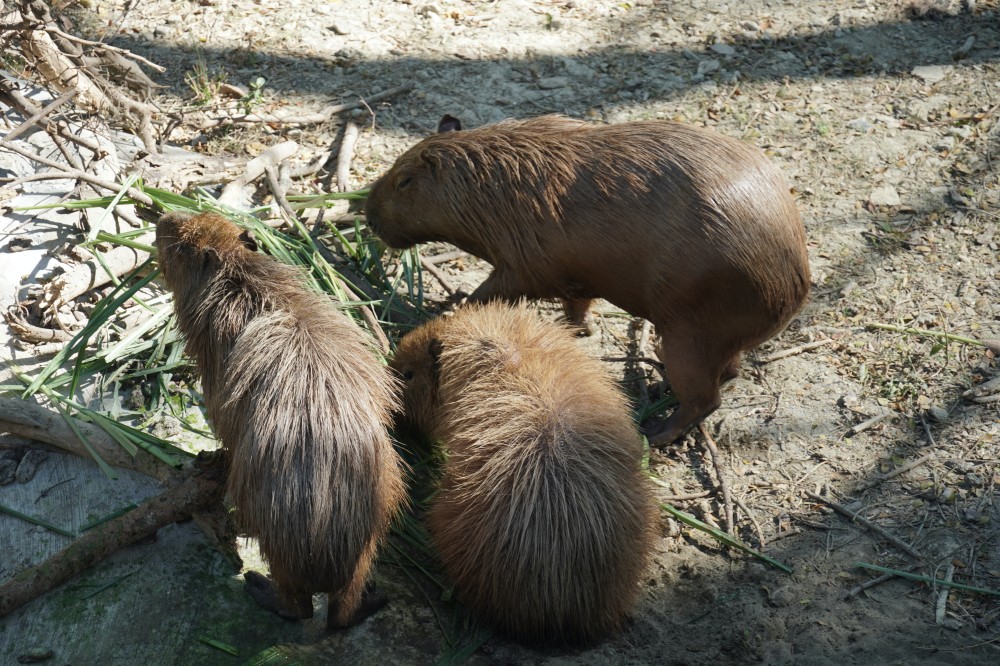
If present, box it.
[3,0,1000,664]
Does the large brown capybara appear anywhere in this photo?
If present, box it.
[155,211,407,628]
[365,115,811,446]
[391,302,657,643]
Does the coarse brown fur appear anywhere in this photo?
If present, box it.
[155,211,406,628]
[391,303,658,643]
[366,115,811,445]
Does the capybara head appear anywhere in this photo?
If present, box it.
[390,316,448,437]
[155,211,259,293]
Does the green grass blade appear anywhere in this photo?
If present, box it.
[80,504,138,531]
[0,503,76,538]
[660,502,793,574]
[48,395,118,480]
[855,563,1000,597]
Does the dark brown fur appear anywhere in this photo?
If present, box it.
[392,303,657,643]
[155,212,406,628]
[366,116,811,445]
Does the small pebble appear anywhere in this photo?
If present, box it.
[536,76,569,90]
[710,43,736,57]
[330,20,350,35]
[927,405,949,422]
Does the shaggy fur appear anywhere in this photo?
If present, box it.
[392,303,657,643]
[366,115,811,445]
[155,212,406,627]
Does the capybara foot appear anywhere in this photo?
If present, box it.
[244,571,313,620]
[327,584,388,630]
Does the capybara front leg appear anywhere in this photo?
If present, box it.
[244,571,313,620]
[562,297,597,336]
[647,338,724,448]
[466,268,530,305]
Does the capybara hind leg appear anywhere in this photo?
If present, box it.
[244,571,313,620]
[562,297,596,336]
[327,560,384,629]
[721,353,741,384]
[648,340,723,448]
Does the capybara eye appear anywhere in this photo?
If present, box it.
[402,369,414,380]
[397,176,413,190]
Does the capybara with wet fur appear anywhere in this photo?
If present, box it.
[391,302,657,643]
[155,211,406,628]
[366,115,811,445]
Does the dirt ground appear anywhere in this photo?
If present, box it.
[4,0,1000,664]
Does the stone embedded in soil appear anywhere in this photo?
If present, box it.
[847,117,874,132]
[537,76,569,89]
[330,20,351,35]
[711,43,736,57]
[868,185,901,207]
[696,59,721,76]
[912,65,951,83]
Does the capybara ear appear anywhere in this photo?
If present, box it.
[202,246,221,270]
[428,338,443,376]
[238,228,259,252]
[437,115,462,133]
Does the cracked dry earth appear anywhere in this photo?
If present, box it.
[5,0,1000,664]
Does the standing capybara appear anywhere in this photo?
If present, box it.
[155,211,406,628]
[391,302,657,643]
[365,115,811,445]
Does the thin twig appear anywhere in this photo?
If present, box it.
[733,495,765,548]
[845,562,921,599]
[758,338,834,363]
[846,411,892,437]
[854,452,937,493]
[422,250,466,265]
[419,256,457,297]
[0,88,77,147]
[601,355,664,368]
[699,423,734,536]
[0,139,153,206]
[805,490,922,559]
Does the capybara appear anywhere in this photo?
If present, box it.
[366,115,811,445]
[155,211,406,628]
[391,302,657,643]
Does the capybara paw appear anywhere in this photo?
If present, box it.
[640,416,669,447]
[327,585,388,630]
[573,315,598,337]
[244,571,313,620]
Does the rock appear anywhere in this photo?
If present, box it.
[912,65,950,83]
[153,25,171,38]
[710,43,736,57]
[927,406,949,423]
[696,59,720,76]
[868,185,901,207]
[741,20,761,32]
[330,20,351,35]
[767,585,797,607]
[847,117,873,132]
[16,449,48,483]
[536,76,569,89]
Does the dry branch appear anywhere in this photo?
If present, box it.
[0,453,224,619]
[759,338,834,363]
[336,121,359,192]
[218,140,298,208]
[805,490,922,559]
[37,235,154,314]
[0,396,183,484]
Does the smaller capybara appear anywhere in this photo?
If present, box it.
[155,211,406,628]
[366,115,811,446]
[391,302,657,643]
